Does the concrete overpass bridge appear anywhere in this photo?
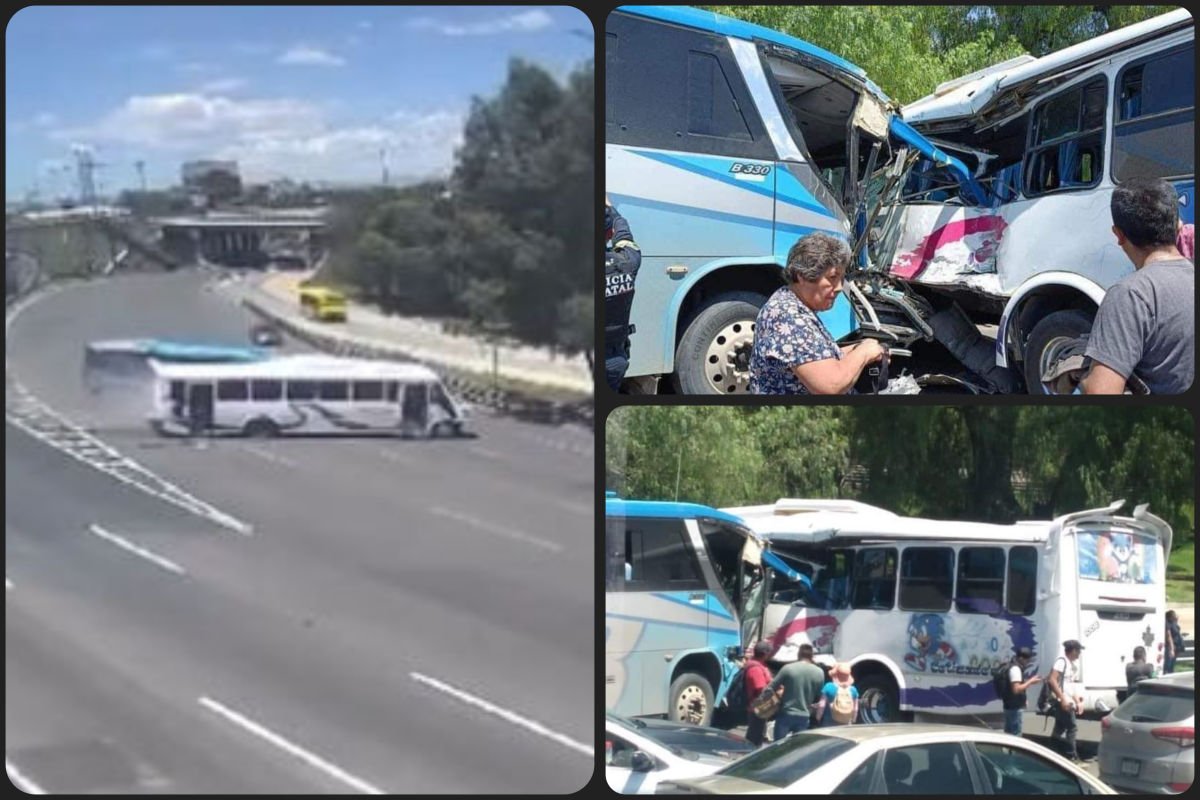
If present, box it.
[152,210,327,268]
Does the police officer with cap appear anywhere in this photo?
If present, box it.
[604,195,641,391]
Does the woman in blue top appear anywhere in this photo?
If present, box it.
[815,662,860,726]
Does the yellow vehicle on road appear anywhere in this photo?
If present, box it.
[298,284,347,322]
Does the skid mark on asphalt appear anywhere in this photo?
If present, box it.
[198,696,385,794]
[410,673,592,758]
[428,506,563,553]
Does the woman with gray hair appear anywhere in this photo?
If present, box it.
[749,232,884,394]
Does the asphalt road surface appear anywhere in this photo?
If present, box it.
[5,271,594,794]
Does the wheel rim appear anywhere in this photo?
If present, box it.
[858,686,892,724]
[1037,335,1078,394]
[702,319,755,394]
[674,685,708,725]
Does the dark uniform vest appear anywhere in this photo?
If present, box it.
[604,207,641,356]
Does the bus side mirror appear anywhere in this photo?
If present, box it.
[630,751,655,773]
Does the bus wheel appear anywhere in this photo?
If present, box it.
[674,292,764,395]
[1023,309,1093,394]
[243,418,279,438]
[856,672,903,724]
[668,672,715,726]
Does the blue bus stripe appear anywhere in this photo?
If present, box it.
[630,149,834,218]
[651,591,736,621]
[623,195,832,239]
[606,611,712,634]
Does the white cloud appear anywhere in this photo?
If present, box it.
[277,45,346,67]
[198,78,248,93]
[54,92,465,185]
[55,93,324,150]
[357,20,373,30]
[232,41,274,56]
[409,9,553,37]
[33,112,58,127]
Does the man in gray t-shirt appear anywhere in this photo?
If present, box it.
[1082,178,1195,394]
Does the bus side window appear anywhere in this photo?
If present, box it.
[287,380,317,400]
[318,381,349,401]
[385,381,399,402]
[624,518,705,591]
[169,380,186,404]
[899,547,954,612]
[251,379,282,401]
[352,380,384,402]
[430,383,455,416]
[217,379,249,401]
[1006,546,1039,615]
[956,547,1006,614]
[1113,42,1194,182]
[852,548,897,610]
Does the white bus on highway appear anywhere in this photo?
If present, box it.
[148,354,470,438]
[729,498,1173,724]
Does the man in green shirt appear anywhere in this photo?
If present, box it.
[764,643,826,739]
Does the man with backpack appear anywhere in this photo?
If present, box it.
[742,642,775,747]
[1125,646,1155,695]
[814,662,859,726]
[994,646,1040,736]
[761,643,825,739]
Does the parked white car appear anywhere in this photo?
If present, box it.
[657,723,1116,794]
[606,712,756,795]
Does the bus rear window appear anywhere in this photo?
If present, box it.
[1076,530,1159,584]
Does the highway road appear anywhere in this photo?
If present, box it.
[5,271,595,794]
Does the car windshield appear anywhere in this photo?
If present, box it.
[1114,684,1195,723]
[714,733,856,788]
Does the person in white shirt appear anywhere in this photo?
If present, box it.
[1047,640,1087,762]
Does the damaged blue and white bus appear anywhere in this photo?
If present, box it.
[606,6,1192,395]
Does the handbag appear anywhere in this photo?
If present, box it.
[751,685,783,720]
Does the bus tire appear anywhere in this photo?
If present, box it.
[668,672,715,727]
[855,672,904,724]
[674,292,765,395]
[243,418,279,438]
[1023,309,1094,394]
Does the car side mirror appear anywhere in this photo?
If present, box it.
[631,751,655,773]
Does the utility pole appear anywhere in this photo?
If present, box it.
[379,148,389,186]
[135,160,147,192]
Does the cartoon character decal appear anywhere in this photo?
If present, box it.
[904,613,958,671]
[1087,530,1153,584]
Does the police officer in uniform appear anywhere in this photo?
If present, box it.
[604,195,641,391]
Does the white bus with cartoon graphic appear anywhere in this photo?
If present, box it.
[728,498,1172,723]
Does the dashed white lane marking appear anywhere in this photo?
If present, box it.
[6,759,47,794]
[410,673,592,758]
[469,446,505,461]
[198,696,385,795]
[88,524,186,576]
[241,445,297,469]
[428,506,562,554]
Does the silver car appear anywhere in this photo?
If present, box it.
[1099,672,1194,794]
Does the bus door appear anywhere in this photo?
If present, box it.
[187,382,214,433]
[401,383,429,434]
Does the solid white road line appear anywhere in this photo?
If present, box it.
[88,524,186,576]
[6,759,47,794]
[410,673,593,758]
[428,506,563,553]
[197,696,384,795]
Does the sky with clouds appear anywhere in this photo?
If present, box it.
[5,6,592,202]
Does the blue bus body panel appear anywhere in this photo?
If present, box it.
[605,498,747,527]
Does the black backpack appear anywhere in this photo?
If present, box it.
[991,661,1013,701]
[725,665,748,710]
